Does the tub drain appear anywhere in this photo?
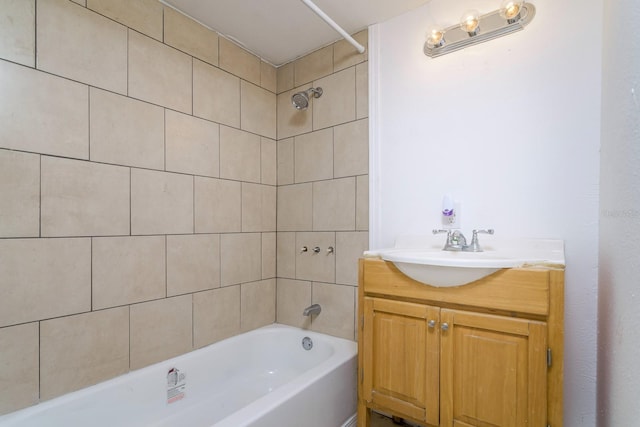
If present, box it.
[302,336,313,350]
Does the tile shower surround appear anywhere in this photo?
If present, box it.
[0,0,368,415]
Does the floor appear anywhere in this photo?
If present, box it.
[370,412,415,427]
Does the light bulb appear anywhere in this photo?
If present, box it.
[500,0,524,21]
[426,29,445,48]
[459,10,480,35]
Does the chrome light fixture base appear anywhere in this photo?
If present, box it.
[424,3,535,58]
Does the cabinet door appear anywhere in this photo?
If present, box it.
[362,297,440,425]
[440,309,547,427]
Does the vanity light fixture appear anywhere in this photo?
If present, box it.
[424,1,535,58]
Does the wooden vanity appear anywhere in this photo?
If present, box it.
[357,257,564,427]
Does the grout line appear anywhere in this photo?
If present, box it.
[37,320,41,402]
[192,175,196,233]
[34,0,37,70]
[90,238,93,311]
[129,168,132,235]
[38,154,42,238]
[87,87,91,160]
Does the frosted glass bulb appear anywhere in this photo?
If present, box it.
[500,0,524,20]
[426,29,445,48]
[460,10,480,34]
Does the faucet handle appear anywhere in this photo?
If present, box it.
[473,229,494,236]
[468,229,494,252]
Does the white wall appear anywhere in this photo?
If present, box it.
[370,0,602,424]
[597,0,640,425]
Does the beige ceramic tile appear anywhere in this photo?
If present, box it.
[313,177,356,231]
[41,157,130,237]
[219,37,261,86]
[336,232,369,286]
[261,137,277,185]
[194,177,241,233]
[0,323,39,415]
[37,0,127,94]
[356,175,369,231]
[276,278,311,329]
[166,110,220,177]
[262,232,276,279]
[242,183,276,232]
[277,61,294,94]
[277,86,313,139]
[277,183,312,232]
[167,234,220,296]
[0,0,35,67]
[128,30,192,114]
[334,118,369,178]
[70,0,85,4]
[294,128,334,183]
[276,232,296,279]
[0,238,90,328]
[277,138,294,185]
[0,60,88,159]
[0,150,39,238]
[90,87,164,170]
[130,295,193,370]
[92,236,165,310]
[334,30,368,72]
[311,282,355,340]
[294,45,333,87]
[193,59,240,127]
[40,307,129,400]
[219,126,261,183]
[260,61,277,93]
[193,286,240,348]
[313,68,356,130]
[241,279,276,331]
[295,232,336,283]
[220,233,262,286]
[87,0,162,41]
[164,7,218,66]
[241,81,276,139]
[356,61,369,119]
[131,168,193,235]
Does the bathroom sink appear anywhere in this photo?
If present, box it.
[365,236,564,287]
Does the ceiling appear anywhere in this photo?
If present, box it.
[161,0,431,66]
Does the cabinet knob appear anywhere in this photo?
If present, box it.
[441,322,449,331]
[313,246,321,253]
[301,246,308,253]
[428,320,436,328]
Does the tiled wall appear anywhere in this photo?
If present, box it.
[0,0,277,414]
[275,31,369,340]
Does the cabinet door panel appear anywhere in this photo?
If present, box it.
[363,297,439,425]
[441,310,547,427]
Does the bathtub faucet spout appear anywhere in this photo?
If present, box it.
[303,304,321,316]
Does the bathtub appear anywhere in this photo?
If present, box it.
[0,324,357,427]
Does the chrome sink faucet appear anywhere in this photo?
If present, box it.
[433,229,494,252]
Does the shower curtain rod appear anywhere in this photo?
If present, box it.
[300,0,366,54]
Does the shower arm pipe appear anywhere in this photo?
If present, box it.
[300,0,366,54]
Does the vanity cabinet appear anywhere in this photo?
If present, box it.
[357,258,564,427]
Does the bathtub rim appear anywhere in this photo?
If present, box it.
[0,323,357,426]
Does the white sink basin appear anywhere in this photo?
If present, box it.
[365,235,564,287]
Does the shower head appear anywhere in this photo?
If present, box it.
[291,87,323,110]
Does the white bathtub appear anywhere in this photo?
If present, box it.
[0,324,357,427]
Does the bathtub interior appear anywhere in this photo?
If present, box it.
[0,324,357,427]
